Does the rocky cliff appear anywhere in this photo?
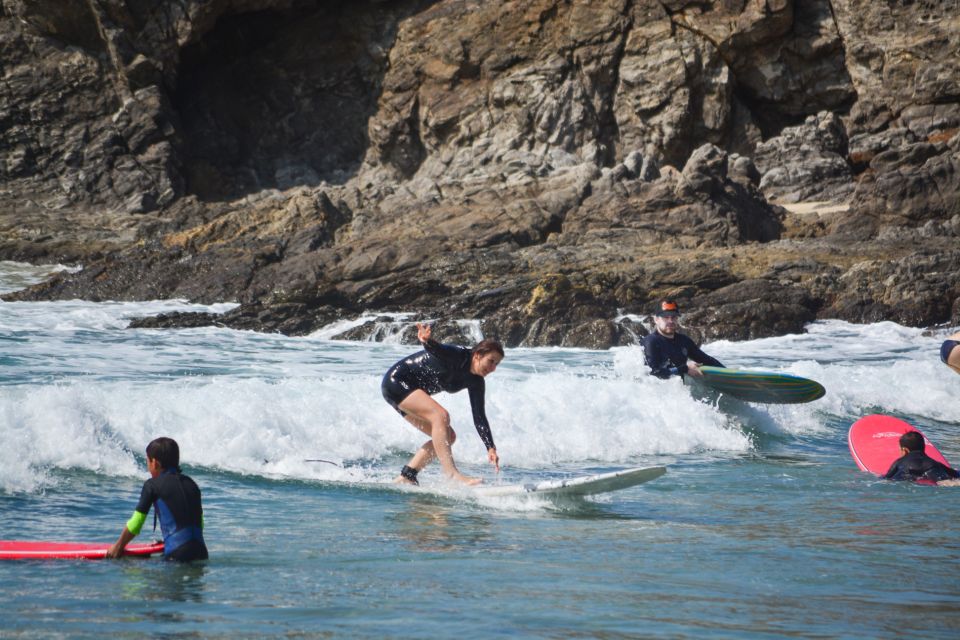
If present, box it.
[1,0,958,347]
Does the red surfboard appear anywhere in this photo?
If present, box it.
[0,540,164,560]
[848,414,950,476]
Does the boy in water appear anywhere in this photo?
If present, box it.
[107,437,208,561]
[882,431,960,484]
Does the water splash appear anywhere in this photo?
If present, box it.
[2,262,957,494]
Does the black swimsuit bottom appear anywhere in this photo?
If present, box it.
[941,339,959,364]
[381,367,417,414]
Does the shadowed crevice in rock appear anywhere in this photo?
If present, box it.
[172,0,429,201]
[579,0,636,168]
[739,0,856,136]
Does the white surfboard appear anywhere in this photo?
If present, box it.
[342,466,666,499]
[470,466,666,498]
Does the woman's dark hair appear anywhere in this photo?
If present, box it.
[472,338,504,359]
[146,437,181,472]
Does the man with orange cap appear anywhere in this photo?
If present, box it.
[642,300,724,379]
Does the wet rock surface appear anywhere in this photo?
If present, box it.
[1,0,958,348]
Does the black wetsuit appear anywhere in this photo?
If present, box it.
[135,469,208,562]
[381,339,495,450]
[642,331,724,379]
[882,451,960,483]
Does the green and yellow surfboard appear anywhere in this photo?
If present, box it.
[694,366,826,404]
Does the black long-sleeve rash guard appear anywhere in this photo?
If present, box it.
[642,331,724,379]
[882,450,960,483]
[384,339,495,450]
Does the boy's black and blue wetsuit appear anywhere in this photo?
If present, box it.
[128,468,208,562]
[381,339,495,451]
[642,331,724,379]
[882,451,960,483]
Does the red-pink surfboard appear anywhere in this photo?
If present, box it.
[0,540,164,560]
[848,414,950,476]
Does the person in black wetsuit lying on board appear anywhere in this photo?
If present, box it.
[382,323,504,486]
[642,300,724,379]
[883,430,960,484]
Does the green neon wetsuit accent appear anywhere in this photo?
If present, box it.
[126,511,204,536]
[126,510,148,536]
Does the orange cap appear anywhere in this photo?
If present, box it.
[655,300,680,317]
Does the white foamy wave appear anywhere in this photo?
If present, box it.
[455,320,484,343]
[706,319,942,367]
[0,377,394,493]
[487,370,749,465]
[309,314,487,344]
[0,260,81,295]
[0,384,142,493]
[0,363,750,493]
[623,320,960,429]
[3,293,957,495]
[0,299,237,333]
[308,312,416,342]
[711,321,959,426]
[797,356,960,424]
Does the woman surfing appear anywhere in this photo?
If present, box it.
[381,323,504,486]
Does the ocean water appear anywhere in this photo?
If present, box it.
[1,259,959,638]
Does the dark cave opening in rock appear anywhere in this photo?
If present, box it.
[172,2,392,202]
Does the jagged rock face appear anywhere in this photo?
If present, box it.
[1,0,959,347]
[753,111,852,204]
[831,0,960,129]
[0,1,179,214]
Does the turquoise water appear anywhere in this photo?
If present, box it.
[1,260,959,638]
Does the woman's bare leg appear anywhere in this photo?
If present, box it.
[402,412,449,470]
[396,390,480,485]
